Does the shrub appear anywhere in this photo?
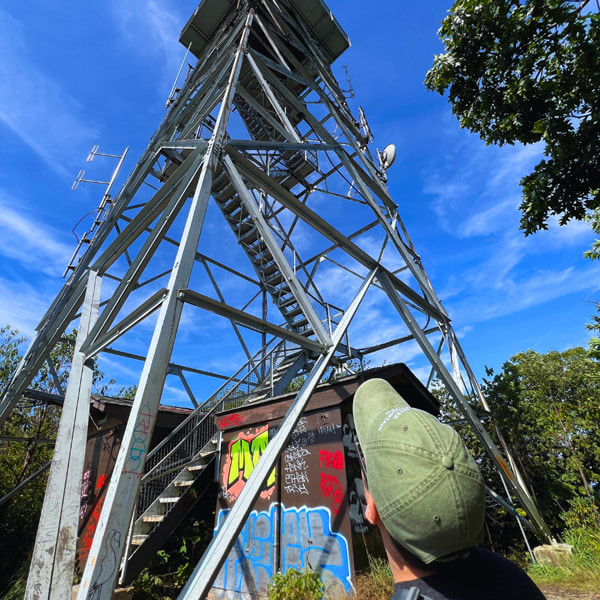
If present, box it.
[352,557,393,600]
[267,567,323,600]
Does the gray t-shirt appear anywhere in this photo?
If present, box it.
[391,547,546,600]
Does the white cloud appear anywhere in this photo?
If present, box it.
[0,9,98,178]
[108,0,190,90]
[0,192,73,275]
[425,136,542,240]
[0,277,58,336]
[447,264,600,325]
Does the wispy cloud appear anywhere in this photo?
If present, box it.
[0,9,98,178]
[0,276,60,336]
[0,192,73,275]
[425,135,542,239]
[422,126,599,329]
[108,0,190,90]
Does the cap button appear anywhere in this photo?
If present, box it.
[442,454,454,470]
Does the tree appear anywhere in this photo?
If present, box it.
[434,347,600,556]
[0,327,67,593]
[482,348,600,531]
[425,0,600,235]
[0,326,110,594]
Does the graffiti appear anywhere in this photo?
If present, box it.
[221,425,275,502]
[319,450,344,470]
[320,473,343,514]
[88,529,122,600]
[79,474,109,564]
[283,418,312,496]
[348,478,369,534]
[123,401,153,477]
[213,504,352,598]
[342,421,359,460]
[318,422,341,436]
[217,413,243,430]
[80,470,93,520]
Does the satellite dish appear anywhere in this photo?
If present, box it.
[381,144,397,169]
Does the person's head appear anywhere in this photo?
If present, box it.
[353,378,485,566]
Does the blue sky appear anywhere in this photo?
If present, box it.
[0,0,598,396]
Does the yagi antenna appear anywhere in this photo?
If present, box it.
[341,65,354,98]
[358,106,373,147]
[66,146,128,277]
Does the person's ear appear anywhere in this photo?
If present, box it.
[364,491,380,526]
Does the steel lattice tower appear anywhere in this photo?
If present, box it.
[0,1,550,599]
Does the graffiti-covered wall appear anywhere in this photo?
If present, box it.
[213,404,366,600]
[208,364,439,599]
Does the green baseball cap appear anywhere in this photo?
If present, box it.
[353,378,485,564]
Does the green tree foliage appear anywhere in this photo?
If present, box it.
[0,326,110,594]
[434,348,600,555]
[425,0,600,235]
[482,348,600,530]
[0,326,69,592]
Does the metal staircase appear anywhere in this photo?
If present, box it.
[121,340,308,580]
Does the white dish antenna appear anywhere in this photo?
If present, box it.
[381,144,397,170]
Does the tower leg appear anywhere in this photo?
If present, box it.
[24,271,101,600]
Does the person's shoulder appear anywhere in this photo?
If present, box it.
[465,546,547,598]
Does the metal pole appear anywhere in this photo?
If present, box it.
[25,270,102,600]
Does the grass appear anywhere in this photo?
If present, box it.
[527,528,600,593]
[351,557,394,600]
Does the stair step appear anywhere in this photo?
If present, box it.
[265,273,284,287]
[187,464,206,472]
[131,535,148,546]
[278,295,296,309]
[142,515,165,523]
[221,197,241,215]
[262,262,279,277]
[286,305,303,318]
[159,497,180,504]
[174,480,194,487]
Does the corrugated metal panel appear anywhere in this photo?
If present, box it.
[180,0,350,65]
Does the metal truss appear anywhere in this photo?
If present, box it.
[0,1,551,599]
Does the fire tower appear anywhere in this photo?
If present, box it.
[0,1,550,599]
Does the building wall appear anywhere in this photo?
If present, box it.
[212,406,370,599]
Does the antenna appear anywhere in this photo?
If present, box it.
[166,42,192,108]
[65,146,128,277]
[376,143,397,183]
[358,106,373,147]
[341,65,354,98]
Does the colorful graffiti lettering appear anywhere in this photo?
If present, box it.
[320,473,343,514]
[123,401,153,477]
[222,425,276,502]
[217,413,243,430]
[213,504,352,598]
[319,449,344,470]
[79,473,109,564]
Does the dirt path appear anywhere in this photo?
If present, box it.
[539,585,600,600]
